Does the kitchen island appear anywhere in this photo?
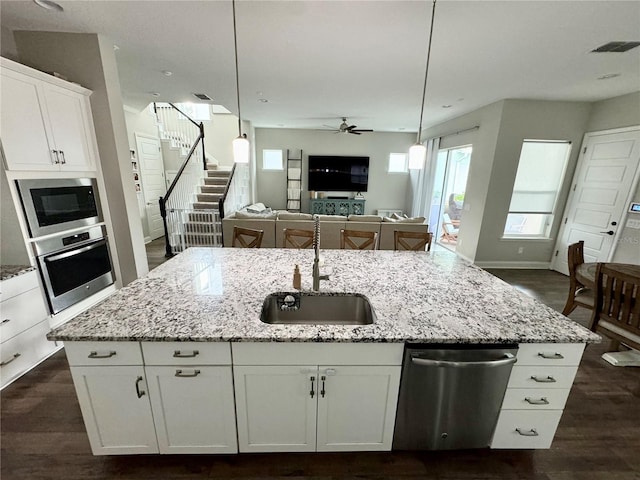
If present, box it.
[48,248,600,455]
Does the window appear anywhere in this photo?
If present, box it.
[388,153,408,173]
[262,149,283,170]
[503,140,571,237]
[175,103,211,121]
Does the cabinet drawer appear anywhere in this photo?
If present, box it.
[141,342,231,366]
[491,410,563,449]
[507,365,578,389]
[501,388,571,410]
[1,287,49,342]
[516,343,585,366]
[65,341,143,366]
[0,270,39,302]
[1,318,57,388]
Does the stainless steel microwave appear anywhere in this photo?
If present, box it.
[15,178,103,238]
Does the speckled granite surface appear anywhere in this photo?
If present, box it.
[1,265,36,281]
[48,248,600,344]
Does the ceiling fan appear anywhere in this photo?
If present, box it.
[323,117,373,135]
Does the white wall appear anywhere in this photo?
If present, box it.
[0,26,18,61]
[0,166,30,266]
[254,128,415,215]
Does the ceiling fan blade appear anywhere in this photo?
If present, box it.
[352,129,373,133]
[349,131,362,135]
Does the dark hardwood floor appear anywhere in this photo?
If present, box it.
[2,267,639,480]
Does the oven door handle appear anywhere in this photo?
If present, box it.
[45,238,107,263]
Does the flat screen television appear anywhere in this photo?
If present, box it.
[308,155,369,192]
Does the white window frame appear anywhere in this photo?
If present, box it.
[388,153,408,173]
[262,149,284,170]
[502,140,571,239]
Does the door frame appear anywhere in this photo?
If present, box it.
[551,125,640,272]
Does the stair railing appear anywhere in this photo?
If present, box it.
[155,102,206,257]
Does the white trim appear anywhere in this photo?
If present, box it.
[144,236,153,244]
[474,261,552,270]
[586,125,640,136]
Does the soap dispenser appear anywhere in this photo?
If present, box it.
[293,264,301,289]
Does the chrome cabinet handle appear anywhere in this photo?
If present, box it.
[1,318,11,324]
[135,376,145,398]
[530,375,556,383]
[51,150,60,164]
[537,352,564,360]
[58,150,66,164]
[320,375,326,398]
[525,397,550,405]
[0,353,21,366]
[173,350,199,358]
[516,428,539,437]
[175,369,201,377]
[88,351,116,359]
[412,352,517,368]
[310,376,315,398]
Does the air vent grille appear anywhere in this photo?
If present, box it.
[591,41,640,53]
[192,93,213,101]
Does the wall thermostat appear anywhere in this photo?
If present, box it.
[630,202,640,213]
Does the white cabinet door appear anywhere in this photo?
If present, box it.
[70,366,158,455]
[42,84,94,171]
[316,365,401,452]
[0,70,57,171]
[234,365,318,453]
[145,366,237,454]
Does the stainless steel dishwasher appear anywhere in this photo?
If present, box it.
[393,344,518,450]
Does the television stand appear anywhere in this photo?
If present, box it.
[309,198,365,216]
[327,196,349,199]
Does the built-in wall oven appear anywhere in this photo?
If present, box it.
[33,225,114,314]
[15,178,102,238]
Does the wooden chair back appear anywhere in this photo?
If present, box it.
[562,240,592,316]
[590,263,640,350]
[232,226,264,248]
[340,229,377,250]
[283,228,314,249]
[567,241,585,276]
[394,230,433,251]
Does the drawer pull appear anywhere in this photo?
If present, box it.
[0,352,21,366]
[530,375,556,383]
[173,350,199,358]
[525,397,550,405]
[175,369,201,378]
[135,376,146,398]
[88,351,117,359]
[516,428,539,437]
[537,352,564,360]
[1,318,11,324]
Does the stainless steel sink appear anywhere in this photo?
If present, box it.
[260,292,376,325]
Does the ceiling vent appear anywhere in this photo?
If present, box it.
[192,93,213,101]
[591,41,640,53]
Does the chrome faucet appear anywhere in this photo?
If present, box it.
[312,215,329,291]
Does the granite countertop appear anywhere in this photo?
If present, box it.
[1,265,36,282]
[48,247,600,344]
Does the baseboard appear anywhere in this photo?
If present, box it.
[144,236,152,244]
[474,261,551,270]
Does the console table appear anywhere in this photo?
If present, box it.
[310,198,365,216]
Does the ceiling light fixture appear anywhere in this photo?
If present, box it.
[33,0,63,12]
[162,70,173,77]
[408,0,437,170]
[231,0,249,164]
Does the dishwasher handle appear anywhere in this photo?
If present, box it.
[410,352,517,368]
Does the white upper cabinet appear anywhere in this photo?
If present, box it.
[0,59,96,172]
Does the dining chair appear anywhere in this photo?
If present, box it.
[589,262,640,351]
[283,228,314,249]
[394,230,433,252]
[340,229,377,250]
[232,226,264,248]
[561,240,594,316]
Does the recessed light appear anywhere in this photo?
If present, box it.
[398,127,406,131]
[113,45,120,51]
[442,104,453,108]
[597,73,621,80]
[259,98,269,103]
[150,92,161,97]
[162,70,172,76]
[33,0,63,12]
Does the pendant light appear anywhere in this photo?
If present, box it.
[409,0,438,170]
[232,0,250,164]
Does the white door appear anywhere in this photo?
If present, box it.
[316,366,401,452]
[552,128,640,274]
[70,366,158,455]
[233,365,318,453]
[145,366,238,454]
[135,133,166,240]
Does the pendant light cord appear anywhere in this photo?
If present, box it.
[232,0,242,136]
[416,0,437,145]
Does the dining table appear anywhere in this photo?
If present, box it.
[575,262,640,289]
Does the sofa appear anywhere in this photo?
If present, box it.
[222,206,429,250]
